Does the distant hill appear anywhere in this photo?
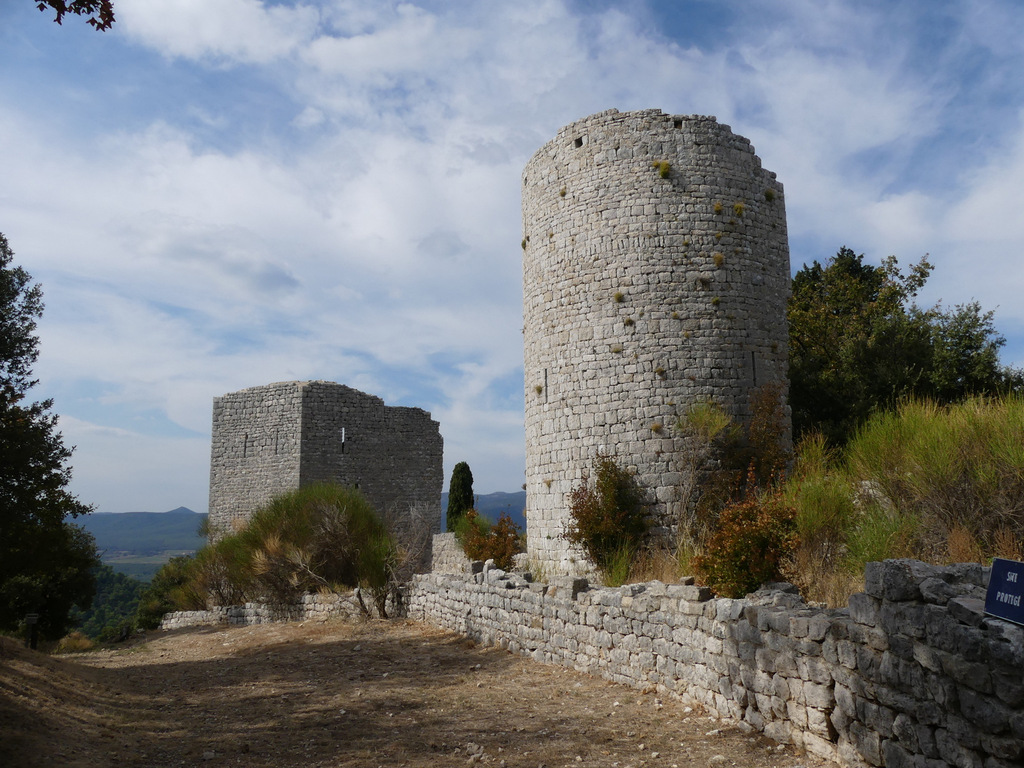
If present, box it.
[79,493,528,581]
[78,508,207,555]
[442,491,526,531]
[77,508,208,581]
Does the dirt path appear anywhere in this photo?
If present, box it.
[1,619,831,767]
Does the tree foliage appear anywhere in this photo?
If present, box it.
[0,233,98,640]
[74,563,146,641]
[35,0,115,31]
[788,247,1022,445]
[446,461,474,532]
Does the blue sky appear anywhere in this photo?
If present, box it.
[2,0,1024,513]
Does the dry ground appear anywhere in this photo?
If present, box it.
[1,619,831,768]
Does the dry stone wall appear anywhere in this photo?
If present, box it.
[406,559,1024,768]
[208,380,443,537]
[159,592,386,630]
[521,109,791,574]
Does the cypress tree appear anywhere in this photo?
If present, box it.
[446,462,474,532]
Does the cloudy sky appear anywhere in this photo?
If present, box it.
[2,0,1023,514]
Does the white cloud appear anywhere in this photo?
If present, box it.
[58,417,210,513]
[117,0,321,64]
[6,0,1024,515]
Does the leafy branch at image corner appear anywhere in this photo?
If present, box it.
[36,1,115,31]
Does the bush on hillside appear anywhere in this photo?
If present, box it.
[135,555,206,629]
[845,396,1024,561]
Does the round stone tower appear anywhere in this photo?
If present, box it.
[521,108,791,575]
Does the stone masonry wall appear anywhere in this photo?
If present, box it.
[208,381,444,538]
[208,382,304,532]
[406,560,1024,768]
[430,532,472,575]
[159,592,386,630]
[521,109,791,574]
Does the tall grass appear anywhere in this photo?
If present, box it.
[783,396,1024,604]
[845,396,1024,561]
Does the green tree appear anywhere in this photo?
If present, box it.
[135,555,204,630]
[35,1,115,30]
[788,247,1021,445]
[75,563,146,641]
[0,232,98,640]
[446,461,474,532]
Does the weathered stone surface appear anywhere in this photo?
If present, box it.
[521,109,790,576]
[208,381,443,564]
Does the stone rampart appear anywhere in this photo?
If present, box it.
[406,560,1023,768]
[159,592,385,630]
[521,109,791,574]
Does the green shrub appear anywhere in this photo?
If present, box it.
[692,489,797,598]
[456,509,523,570]
[844,396,1024,560]
[565,455,648,582]
[135,555,206,630]
[180,484,399,617]
[844,504,917,574]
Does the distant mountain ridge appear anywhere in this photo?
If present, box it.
[80,492,528,580]
[441,491,526,531]
[78,508,207,555]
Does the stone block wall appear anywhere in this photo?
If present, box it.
[406,560,1024,767]
[430,532,472,575]
[521,109,791,574]
[159,592,385,630]
[208,380,443,538]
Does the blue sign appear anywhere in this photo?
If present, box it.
[985,558,1024,626]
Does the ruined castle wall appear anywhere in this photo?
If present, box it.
[521,109,791,574]
[208,381,444,538]
[208,382,303,533]
[407,560,1023,768]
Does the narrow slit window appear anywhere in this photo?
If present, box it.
[340,427,346,454]
[751,351,758,386]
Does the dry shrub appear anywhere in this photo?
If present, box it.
[674,383,792,569]
[628,548,683,584]
[457,509,523,570]
[993,527,1023,560]
[692,487,797,598]
[55,631,94,654]
[565,455,648,583]
[946,524,985,564]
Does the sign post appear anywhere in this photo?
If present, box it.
[24,613,39,650]
[984,558,1024,626]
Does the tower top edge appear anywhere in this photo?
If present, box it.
[524,109,743,169]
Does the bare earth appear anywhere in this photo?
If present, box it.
[1,619,831,768]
